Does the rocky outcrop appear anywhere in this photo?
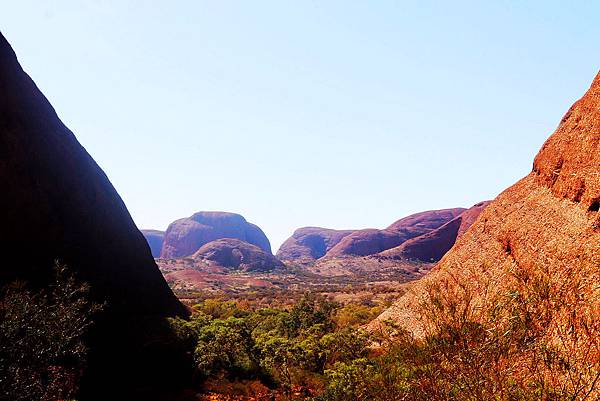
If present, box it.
[380,202,490,262]
[325,208,465,257]
[373,72,600,345]
[0,32,187,399]
[385,208,467,232]
[325,228,408,257]
[161,211,271,258]
[141,229,165,258]
[276,227,355,263]
[194,238,285,272]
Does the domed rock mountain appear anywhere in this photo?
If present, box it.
[276,227,356,263]
[277,206,490,267]
[161,211,272,258]
[193,238,285,272]
[324,208,466,258]
[148,211,283,272]
[379,201,491,262]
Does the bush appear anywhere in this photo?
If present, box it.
[0,262,101,401]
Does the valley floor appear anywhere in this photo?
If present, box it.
[157,256,433,308]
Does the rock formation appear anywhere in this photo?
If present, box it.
[379,202,490,262]
[276,227,355,263]
[374,72,600,345]
[160,211,271,258]
[325,208,465,257]
[141,229,165,258]
[194,238,285,272]
[0,32,187,399]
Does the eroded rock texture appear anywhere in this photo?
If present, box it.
[374,72,600,344]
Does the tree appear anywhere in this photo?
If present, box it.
[194,317,260,380]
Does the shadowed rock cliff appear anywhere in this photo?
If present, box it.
[0,32,188,399]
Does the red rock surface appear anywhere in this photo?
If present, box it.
[325,208,465,257]
[373,72,600,345]
[385,208,466,232]
[141,229,165,258]
[380,202,490,262]
[161,211,272,258]
[276,227,355,263]
[0,32,187,398]
[193,238,284,272]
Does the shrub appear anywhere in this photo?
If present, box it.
[0,262,101,401]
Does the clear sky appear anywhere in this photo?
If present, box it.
[2,1,599,251]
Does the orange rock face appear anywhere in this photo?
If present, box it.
[373,72,600,345]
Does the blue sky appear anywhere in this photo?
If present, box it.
[2,1,599,250]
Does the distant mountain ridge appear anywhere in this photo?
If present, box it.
[277,206,488,265]
[276,227,356,263]
[145,206,488,275]
[380,202,490,261]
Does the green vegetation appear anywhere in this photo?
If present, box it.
[173,277,599,401]
[170,294,381,398]
[0,262,101,401]
[2,263,596,400]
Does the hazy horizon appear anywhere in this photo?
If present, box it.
[3,1,599,250]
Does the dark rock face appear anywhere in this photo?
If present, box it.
[0,33,187,399]
[276,227,355,263]
[160,211,272,258]
[141,229,165,258]
[380,202,490,262]
[194,238,284,272]
[325,208,465,257]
